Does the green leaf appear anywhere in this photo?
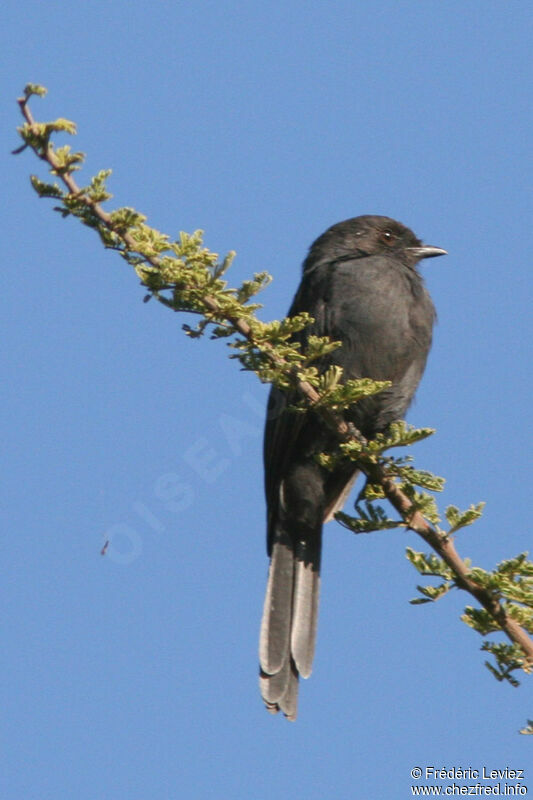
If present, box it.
[484,659,520,687]
[235,272,271,303]
[305,335,342,360]
[47,118,77,136]
[359,481,386,501]
[481,642,526,687]
[410,582,452,604]
[23,83,47,98]
[392,464,445,492]
[461,606,501,635]
[445,502,485,534]
[316,376,391,410]
[372,420,435,449]
[50,144,85,174]
[30,175,63,199]
[496,552,533,577]
[405,547,454,579]
[109,207,148,233]
[335,507,403,534]
[85,169,113,203]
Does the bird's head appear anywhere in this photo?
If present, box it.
[303,215,446,272]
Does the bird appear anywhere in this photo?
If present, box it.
[259,214,446,719]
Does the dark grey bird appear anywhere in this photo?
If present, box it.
[259,215,446,719]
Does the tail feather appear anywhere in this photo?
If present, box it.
[259,540,294,673]
[260,658,291,705]
[259,659,299,720]
[291,555,320,678]
[259,531,321,719]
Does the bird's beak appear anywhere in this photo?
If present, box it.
[407,245,447,260]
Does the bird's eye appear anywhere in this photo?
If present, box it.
[381,229,395,244]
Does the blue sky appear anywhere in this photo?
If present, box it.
[3,1,532,798]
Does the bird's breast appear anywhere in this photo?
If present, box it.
[321,258,434,381]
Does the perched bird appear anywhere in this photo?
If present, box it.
[259,215,446,719]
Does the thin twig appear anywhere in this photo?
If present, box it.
[366,465,533,663]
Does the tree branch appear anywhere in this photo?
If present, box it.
[16,87,533,675]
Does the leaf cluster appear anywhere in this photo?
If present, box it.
[408,546,533,685]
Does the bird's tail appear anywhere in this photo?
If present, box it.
[259,528,321,720]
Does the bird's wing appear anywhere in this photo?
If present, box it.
[263,273,336,549]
